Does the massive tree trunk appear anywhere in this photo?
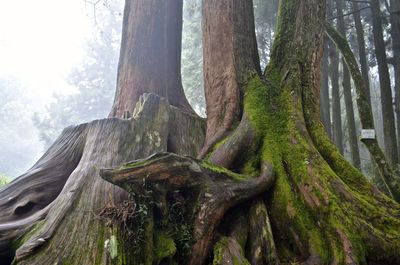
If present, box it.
[1,0,400,264]
[109,0,194,118]
[370,0,398,166]
[336,0,361,169]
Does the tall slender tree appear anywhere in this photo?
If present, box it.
[320,38,332,138]
[370,0,398,166]
[336,0,361,169]
[389,0,400,157]
[330,39,344,153]
[352,0,372,107]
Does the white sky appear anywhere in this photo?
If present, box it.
[0,0,93,103]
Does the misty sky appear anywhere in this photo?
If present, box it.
[0,1,104,177]
[0,0,94,101]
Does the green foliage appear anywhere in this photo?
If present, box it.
[253,0,278,69]
[154,231,176,262]
[0,175,10,187]
[182,0,205,116]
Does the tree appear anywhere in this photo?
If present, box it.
[336,0,361,169]
[109,0,194,118]
[320,37,332,138]
[1,0,400,265]
[370,0,398,166]
[389,0,400,158]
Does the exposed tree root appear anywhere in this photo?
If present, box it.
[247,199,279,265]
[100,152,276,265]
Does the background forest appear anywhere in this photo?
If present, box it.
[0,0,398,188]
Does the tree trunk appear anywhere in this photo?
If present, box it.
[109,0,194,118]
[336,0,361,169]
[370,0,399,166]
[390,0,400,158]
[352,0,372,108]
[329,38,344,154]
[320,37,332,138]
[198,0,261,158]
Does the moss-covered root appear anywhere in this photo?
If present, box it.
[154,231,176,264]
[247,199,279,265]
[212,237,250,265]
[242,73,400,264]
[101,152,276,265]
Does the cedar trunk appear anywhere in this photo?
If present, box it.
[109,0,194,118]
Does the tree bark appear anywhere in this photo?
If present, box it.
[370,0,398,166]
[199,0,261,158]
[351,0,372,108]
[336,0,361,169]
[109,0,194,118]
[390,0,400,158]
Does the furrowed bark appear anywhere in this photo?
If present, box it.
[258,0,400,263]
[0,124,87,262]
[109,0,194,118]
[199,0,260,158]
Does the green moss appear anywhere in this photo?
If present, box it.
[13,220,45,249]
[154,231,176,262]
[0,175,10,187]
[212,237,229,265]
[201,161,248,181]
[212,237,250,265]
[94,225,105,265]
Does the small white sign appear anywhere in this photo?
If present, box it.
[361,129,375,139]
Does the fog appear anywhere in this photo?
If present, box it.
[0,1,123,178]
